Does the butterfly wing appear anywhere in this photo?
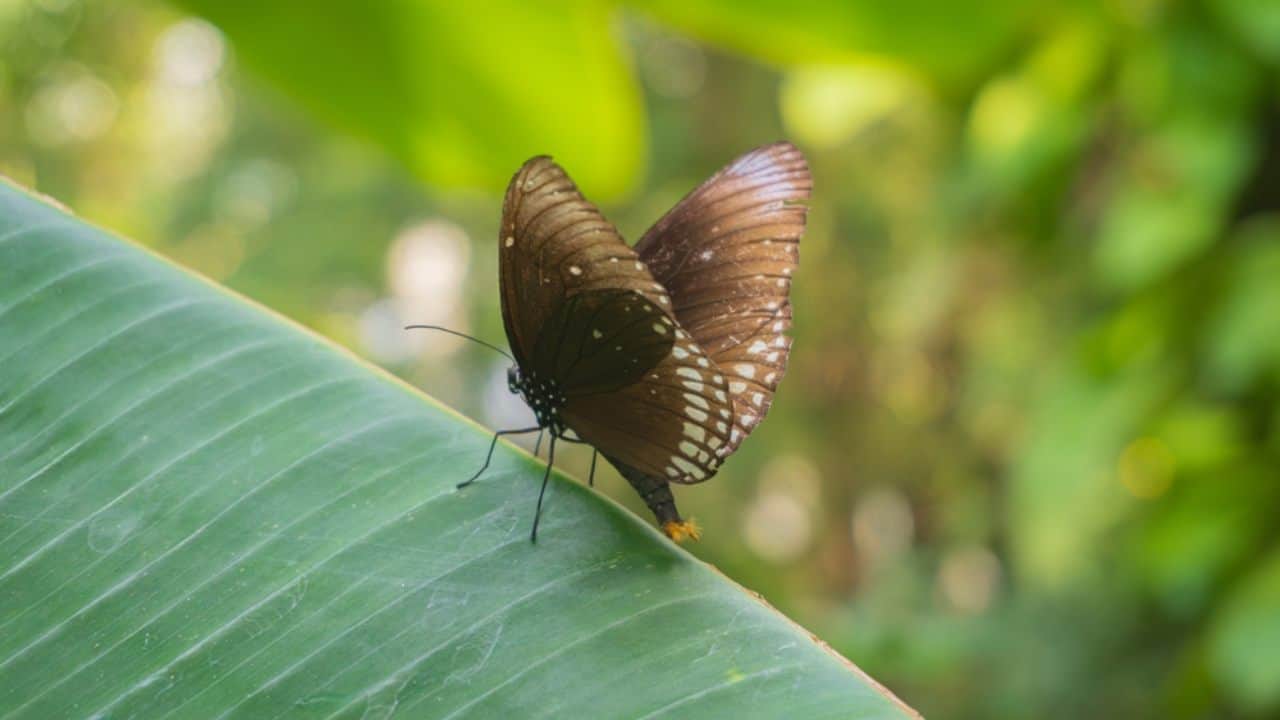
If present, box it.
[531,288,674,396]
[499,156,672,370]
[560,321,734,484]
[634,141,811,454]
[499,156,735,484]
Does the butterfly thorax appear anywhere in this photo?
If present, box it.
[507,365,566,435]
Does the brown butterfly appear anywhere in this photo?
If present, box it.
[422,143,810,542]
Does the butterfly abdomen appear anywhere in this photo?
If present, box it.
[610,458,701,542]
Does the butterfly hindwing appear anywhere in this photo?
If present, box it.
[562,324,734,484]
[634,142,811,455]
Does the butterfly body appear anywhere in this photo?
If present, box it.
[490,143,811,541]
[507,366,566,436]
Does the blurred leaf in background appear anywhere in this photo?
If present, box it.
[2,0,1279,718]
[173,0,645,199]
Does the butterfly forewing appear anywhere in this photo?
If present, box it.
[634,142,810,455]
[500,156,672,369]
[532,289,674,396]
[500,156,733,484]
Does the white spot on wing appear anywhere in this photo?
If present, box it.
[672,456,706,479]
[685,406,708,422]
[684,393,709,409]
[672,346,689,359]
[683,422,706,443]
[735,364,757,379]
[504,236,515,248]
[676,367,701,380]
[729,381,747,394]
[569,265,583,276]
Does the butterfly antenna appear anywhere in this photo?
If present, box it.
[404,324,513,360]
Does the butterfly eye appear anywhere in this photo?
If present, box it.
[506,366,520,394]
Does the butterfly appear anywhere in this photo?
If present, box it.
[433,143,810,542]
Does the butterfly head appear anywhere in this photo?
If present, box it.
[507,365,566,434]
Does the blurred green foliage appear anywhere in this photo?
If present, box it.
[2,0,1279,718]
[171,0,644,198]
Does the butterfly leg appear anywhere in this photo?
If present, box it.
[530,434,557,543]
[551,434,597,487]
[533,429,544,457]
[457,426,541,489]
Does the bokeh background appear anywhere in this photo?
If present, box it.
[3,1,1279,717]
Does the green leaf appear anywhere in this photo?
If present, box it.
[171,0,645,199]
[0,179,914,718]
[631,0,1024,89]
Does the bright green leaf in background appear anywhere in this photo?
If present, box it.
[173,0,645,199]
[0,179,915,718]
[631,0,1024,90]
[171,0,1033,202]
